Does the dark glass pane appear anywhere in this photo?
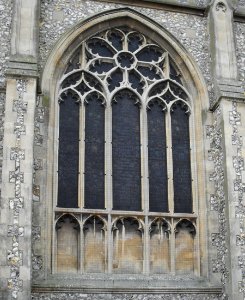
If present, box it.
[89,60,114,75]
[107,68,123,92]
[128,33,143,52]
[136,46,163,62]
[112,91,141,211]
[108,30,123,51]
[137,66,161,80]
[62,71,82,89]
[65,47,81,74]
[169,81,188,101]
[87,38,114,57]
[171,103,192,213]
[129,70,144,95]
[149,81,168,98]
[163,89,176,103]
[84,94,105,209]
[148,102,168,212]
[117,52,135,69]
[58,92,79,208]
[169,63,182,84]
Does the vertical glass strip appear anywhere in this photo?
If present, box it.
[84,95,105,209]
[112,91,141,211]
[58,92,79,208]
[148,102,168,212]
[171,103,192,213]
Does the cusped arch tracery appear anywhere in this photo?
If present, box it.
[47,9,209,277]
[175,219,196,274]
[58,27,190,109]
[55,214,80,273]
[83,215,107,273]
[112,217,144,274]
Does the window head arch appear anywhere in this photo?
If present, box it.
[43,9,209,278]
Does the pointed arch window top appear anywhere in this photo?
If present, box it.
[58,27,190,106]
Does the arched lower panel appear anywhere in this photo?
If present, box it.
[175,219,196,274]
[113,217,143,274]
[56,214,80,273]
[149,218,170,273]
[83,216,107,273]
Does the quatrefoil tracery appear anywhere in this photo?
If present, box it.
[58,28,191,111]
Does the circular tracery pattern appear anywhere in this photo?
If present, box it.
[59,28,190,108]
[116,51,136,69]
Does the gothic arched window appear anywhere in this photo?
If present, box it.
[55,27,197,275]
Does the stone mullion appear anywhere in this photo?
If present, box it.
[141,101,149,274]
[107,214,113,273]
[79,103,85,209]
[52,218,57,273]
[143,216,149,275]
[80,217,85,274]
[194,221,200,276]
[107,102,113,273]
[166,109,174,214]
[105,104,112,211]
[170,217,175,275]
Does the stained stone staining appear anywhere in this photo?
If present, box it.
[53,27,197,277]
[175,219,195,274]
[56,214,80,273]
[150,218,170,273]
[83,216,107,273]
[113,217,143,274]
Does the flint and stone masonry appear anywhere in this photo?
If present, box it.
[0,0,245,299]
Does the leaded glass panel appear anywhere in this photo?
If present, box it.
[58,27,193,230]
[84,94,105,209]
[58,91,79,208]
[147,100,168,212]
[112,90,141,211]
[171,102,192,213]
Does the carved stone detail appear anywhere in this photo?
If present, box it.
[216,2,227,12]
[40,1,213,103]
[7,79,28,299]
[230,101,245,296]
[207,107,228,288]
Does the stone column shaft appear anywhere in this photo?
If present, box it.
[0,0,39,299]
[209,0,245,299]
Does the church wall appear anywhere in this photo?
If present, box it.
[39,0,213,102]
[234,22,245,89]
[1,0,245,299]
[0,0,13,87]
[32,1,218,298]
